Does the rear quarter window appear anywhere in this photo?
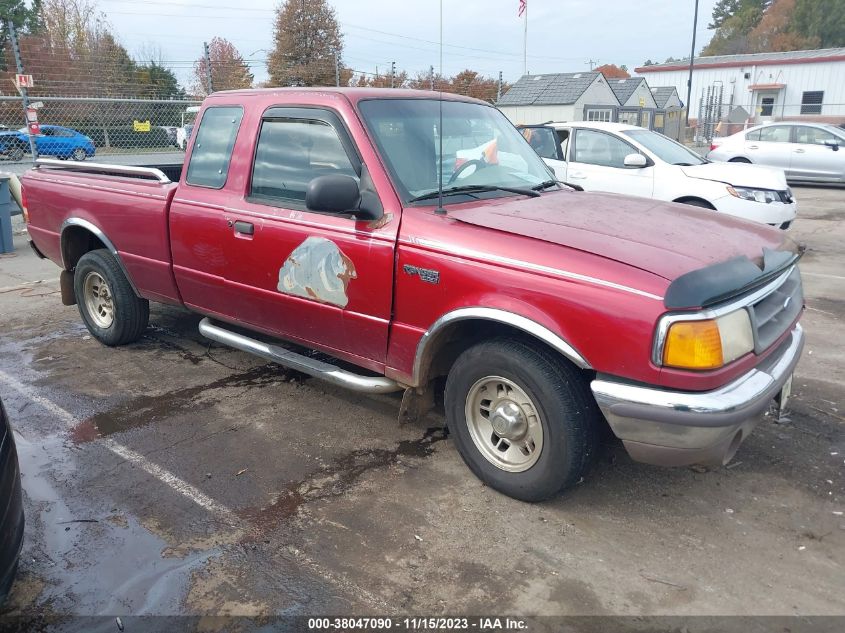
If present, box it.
[186,106,244,188]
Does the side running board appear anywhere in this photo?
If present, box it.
[198,318,402,394]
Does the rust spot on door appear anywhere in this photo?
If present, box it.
[277,237,357,308]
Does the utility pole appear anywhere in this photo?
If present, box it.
[586,59,598,71]
[497,71,502,102]
[390,61,396,88]
[685,0,700,127]
[334,53,340,87]
[429,65,435,91]
[6,20,37,161]
[203,41,214,94]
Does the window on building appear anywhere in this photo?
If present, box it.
[186,106,243,188]
[760,97,775,117]
[585,109,612,122]
[800,91,824,115]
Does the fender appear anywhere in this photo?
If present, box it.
[412,307,591,386]
[60,217,140,297]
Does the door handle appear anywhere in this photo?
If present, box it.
[569,171,586,179]
[233,220,254,235]
[748,145,759,150]
[794,149,806,153]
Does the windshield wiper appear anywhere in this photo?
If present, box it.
[408,184,541,203]
[531,179,559,191]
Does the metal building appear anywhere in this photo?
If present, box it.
[635,48,845,126]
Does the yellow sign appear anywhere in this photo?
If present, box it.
[639,97,645,107]
[133,120,151,132]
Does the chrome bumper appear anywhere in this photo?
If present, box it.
[590,324,804,467]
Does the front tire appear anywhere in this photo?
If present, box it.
[74,249,149,346]
[444,338,599,502]
[71,148,87,161]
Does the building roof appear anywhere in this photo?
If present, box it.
[496,72,603,106]
[650,86,681,108]
[636,47,845,73]
[607,77,647,104]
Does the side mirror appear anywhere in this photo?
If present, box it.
[823,139,840,151]
[305,174,379,220]
[623,153,648,168]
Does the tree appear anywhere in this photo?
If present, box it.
[137,61,185,99]
[0,0,45,69]
[703,0,771,54]
[191,37,253,95]
[594,63,630,78]
[792,0,845,48]
[748,0,817,52]
[268,0,343,87]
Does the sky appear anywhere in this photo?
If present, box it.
[95,0,720,88]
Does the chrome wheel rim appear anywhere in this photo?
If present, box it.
[83,272,114,328]
[465,375,544,472]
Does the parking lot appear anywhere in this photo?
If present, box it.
[0,187,842,620]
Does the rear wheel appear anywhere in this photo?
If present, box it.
[444,338,599,502]
[74,249,149,346]
[7,143,25,162]
[729,157,751,163]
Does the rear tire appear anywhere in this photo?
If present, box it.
[444,338,600,502]
[74,249,149,346]
[729,157,751,163]
[7,143,25,162]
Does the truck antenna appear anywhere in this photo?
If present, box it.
[435,0,446,216]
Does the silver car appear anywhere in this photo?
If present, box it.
[708,122,845,184]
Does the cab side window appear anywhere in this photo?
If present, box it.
[573,129,638,168]
[250,117,358,206]
[186,106,244,189]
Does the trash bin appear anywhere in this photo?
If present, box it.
[0,177,14,254]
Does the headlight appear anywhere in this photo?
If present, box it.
[727,186,780,204]
[658,309,754,370]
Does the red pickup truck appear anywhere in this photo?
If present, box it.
[23,88,804,501]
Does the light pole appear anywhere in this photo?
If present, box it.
[685,0,700,127]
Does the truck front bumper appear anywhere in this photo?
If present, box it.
[590,324,804,467]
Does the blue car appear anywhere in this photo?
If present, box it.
[8,125,96,161]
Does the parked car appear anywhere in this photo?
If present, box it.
[520,121,797,229]
[22,89,805,502]
[0,397,24,604]
[176,124,193,151]
[22,125,96,161]
[159,126,178,148]
[0,133,29,162]
[708,122,845,184]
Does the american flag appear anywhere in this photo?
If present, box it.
[518,0,527,17]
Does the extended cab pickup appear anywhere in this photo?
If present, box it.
[23,88,805,501]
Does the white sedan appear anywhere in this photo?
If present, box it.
[520,121,797,229]
[707,122,845,184]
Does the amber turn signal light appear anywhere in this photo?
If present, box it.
[662,319,724,370]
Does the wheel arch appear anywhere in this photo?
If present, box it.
[412,308,592,388]
[672,196,716,209]
[60,218,140,296]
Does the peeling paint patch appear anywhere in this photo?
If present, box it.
[277,237,357,308]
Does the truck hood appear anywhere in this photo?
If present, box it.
[680,162,788,189]
[449,189,796,282]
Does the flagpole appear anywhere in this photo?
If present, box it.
[523,3,528,75]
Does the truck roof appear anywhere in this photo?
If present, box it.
[205,86,490,106]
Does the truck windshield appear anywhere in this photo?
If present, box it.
[358,98,553,202]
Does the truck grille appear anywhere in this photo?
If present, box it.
[748,267,803,353]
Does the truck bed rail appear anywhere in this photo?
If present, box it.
[34,159,171,184]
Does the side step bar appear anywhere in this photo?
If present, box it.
[198,318,402,394]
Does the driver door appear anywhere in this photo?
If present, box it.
[521,125,567,180]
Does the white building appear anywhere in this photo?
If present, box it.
[496,72,619,124]
[636,48,845,125]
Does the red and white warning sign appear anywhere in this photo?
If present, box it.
[15,74,34,89]
[25,107,39,135]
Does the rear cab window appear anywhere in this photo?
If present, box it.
[185,106,244,188]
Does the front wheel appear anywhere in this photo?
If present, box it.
[444,338,600,501]
[729,157,751,163]
[71,148,87,161]
[74,249,149,346]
